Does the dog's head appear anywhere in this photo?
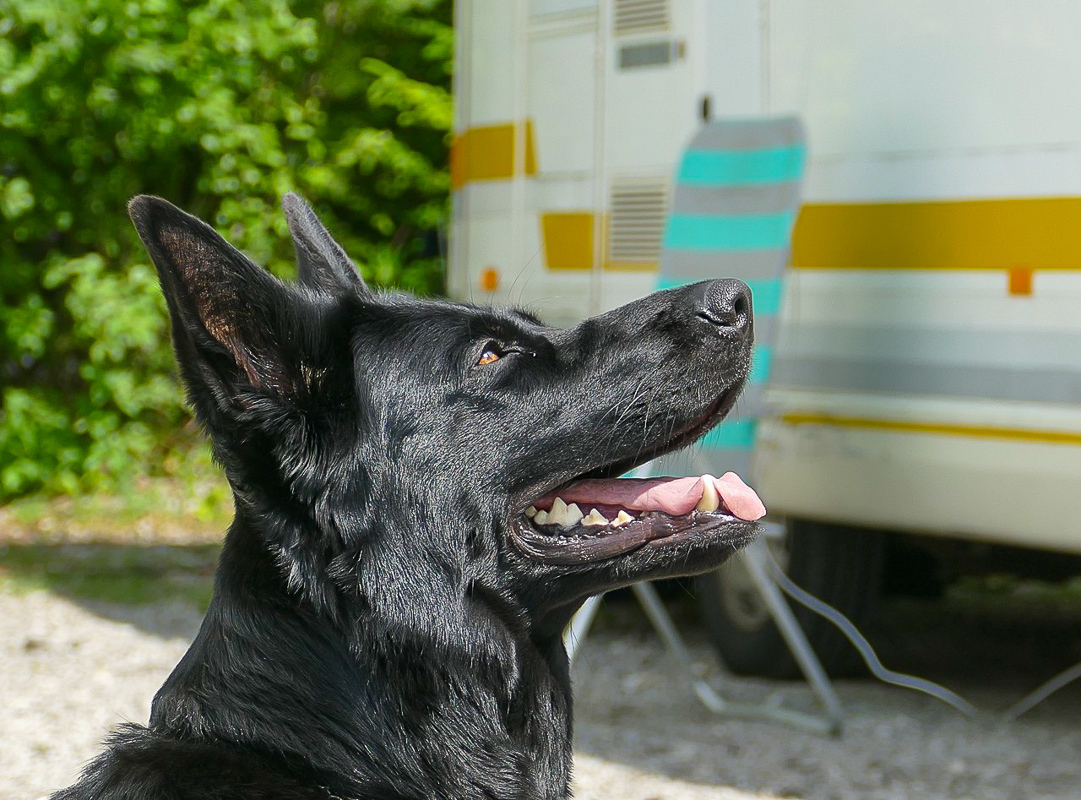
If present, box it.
[130,195,761,635]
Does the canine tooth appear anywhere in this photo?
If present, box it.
[533,510,549,525]
[525,506,537,518]
[562,502,584,529]
[612,510,634,527]
[696,474,720,512]
[581,508,609,527]
[547,497,569,526]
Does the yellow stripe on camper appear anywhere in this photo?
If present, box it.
[450,121,537,189]
[540,212,660,272]
[792,198,1081,270]
[781,413,1081,447]
[541,212,593,270]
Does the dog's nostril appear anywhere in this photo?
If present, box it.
[700,279,752,331]
[732,292,749,319]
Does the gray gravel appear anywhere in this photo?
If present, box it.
[4,587,1080,800]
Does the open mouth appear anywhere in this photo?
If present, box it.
[510,389,765,565]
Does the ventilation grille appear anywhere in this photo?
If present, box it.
[619,41,673,69]
[608,178,668,265]
[613,0,669,36]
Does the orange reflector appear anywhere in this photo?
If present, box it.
[480,267,500,292]
[1008,267,1033,296]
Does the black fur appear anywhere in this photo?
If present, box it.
[53,195,759,799]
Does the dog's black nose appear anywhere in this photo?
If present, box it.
[696,279,752,335]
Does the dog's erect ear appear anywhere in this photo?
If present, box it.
[282,192,369,296]
[129,195,319,399]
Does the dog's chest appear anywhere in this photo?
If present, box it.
[508,660,575,798]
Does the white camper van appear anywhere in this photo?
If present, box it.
[449,0,1081,675]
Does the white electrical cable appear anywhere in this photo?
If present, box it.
[1001,661,1081,721]
[760,547,980,718]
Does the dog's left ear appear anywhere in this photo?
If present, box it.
[282,193,369,296]
[129,195,327,403]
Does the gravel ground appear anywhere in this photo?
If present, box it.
[4,586,1080,800]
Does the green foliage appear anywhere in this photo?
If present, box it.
[0,0,452,500]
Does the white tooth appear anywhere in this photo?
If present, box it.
[533,510,549,525]
[562,502,584,529]
[547,497,569,526]
[696,474,720,512]
[525,506,537,518]
[612,510,634,527]
[581,508,610,527]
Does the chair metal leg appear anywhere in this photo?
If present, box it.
[565,592,604,663]
[740,537,845,729]
[632,579,842,735]
[565,553,844,734]
[564,464,843,734]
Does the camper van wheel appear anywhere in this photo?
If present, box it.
[696,518,884,679]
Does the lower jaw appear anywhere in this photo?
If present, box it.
[512,512,759,566]
[640,518,759,555]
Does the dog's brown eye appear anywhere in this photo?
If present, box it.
[477,349,501,365]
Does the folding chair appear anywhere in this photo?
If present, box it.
[566,117,843,734]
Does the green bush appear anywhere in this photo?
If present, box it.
[0,0,452,500]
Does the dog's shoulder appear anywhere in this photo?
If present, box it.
[51,724,363,800]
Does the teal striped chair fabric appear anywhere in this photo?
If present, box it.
[655,117,806,479]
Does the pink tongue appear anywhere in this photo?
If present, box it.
[536,472,766,522]
[714,472,767,521]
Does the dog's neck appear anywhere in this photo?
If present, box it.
[149,510,575,799]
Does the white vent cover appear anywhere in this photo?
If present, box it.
[613,0,670,36]
[608,178,668,266]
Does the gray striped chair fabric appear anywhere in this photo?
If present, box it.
[652,116,806,480]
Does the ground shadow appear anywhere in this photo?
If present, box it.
[0,541,218,636]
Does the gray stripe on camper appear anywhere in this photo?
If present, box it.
[689,117,805,151]
[661,250,789,281]
[671,183,803,217]
[776,325,1081,370]
[771,358,1081,404]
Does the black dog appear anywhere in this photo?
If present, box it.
[53,195,764,799]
